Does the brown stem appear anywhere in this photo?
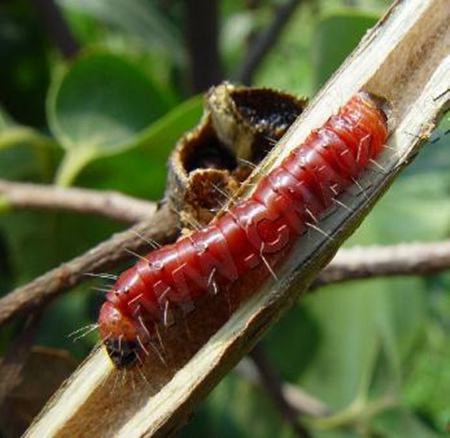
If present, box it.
[314,240,450,289]
[2,178,450,330]
[234,0,302,85]
[0,180,156,223]
[30,0,79,59]
[235,357,330,418]
[249,345,312,437]
[184,0,223,93]
[0,204,178,328]
[0,312,42,411]
[3,201,450,329]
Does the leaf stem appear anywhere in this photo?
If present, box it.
[0,127,56,151]
[54,147,97,187]
[308,395,397,430]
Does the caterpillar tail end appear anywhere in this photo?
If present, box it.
[104,337,139,368]
[99,301,140,369]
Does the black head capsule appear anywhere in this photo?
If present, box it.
[104,337,139,368]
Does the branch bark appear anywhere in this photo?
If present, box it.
[4,220,450,331]
[21,1,450,435]
[4,177,450,331]
[235,357,330,418]
[249,345,311,437]
[184,0,223,92]
[31,0,79,59]
[314,240,450,289]
[0,204,178,327]
[0,312,41,410]
[3,181,450,319]
[0,180,156,223]
[234,0,302,85]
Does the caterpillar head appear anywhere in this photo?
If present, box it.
[99,301,140,368]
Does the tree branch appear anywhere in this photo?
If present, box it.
[3,189,450,330]
[234,0,302,85]
[31,0,79,59]
[248,345,311,437]
[314,240,450,289]
[184,0,223,92]
[0,204,178,328]
[235,357,330,418]
[3,175,450,330]
[0,312,42,411]
[0,180,156,223]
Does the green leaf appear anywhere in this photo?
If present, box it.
[263,123,450,432]
[0,107,58,182]
[0,106,15,131]
[313,10,379,90]
[75,95,204,200]
[135,94,204,150]
[182,373,293,438]
[57,0,184,65]
[373,408,439,437]
[48,52,170,153]
[253,4,315,96]
[47,52,172,185]
[0,208,120,357]
[0,126,56,153]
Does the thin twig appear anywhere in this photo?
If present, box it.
[314,240,450,289]
[3,203,450,328]
[247,265,450,434]
[0,204,178,328]
[235,357,330,418]
[31,0,79,59]
[184,0,223,92]
[0,312,42,411]
[0,180,156,223]
[234,0,302,85]
[3,177,450,329]
[249,345,312,437]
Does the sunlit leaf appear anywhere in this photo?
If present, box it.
[0,106,15,131]
[76,95,204,199]
[47,51,172,185]
[57,0,184,65]
[48,52,170,154]
[313,10,378,89]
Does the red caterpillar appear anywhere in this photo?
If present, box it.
[98,92,388,368]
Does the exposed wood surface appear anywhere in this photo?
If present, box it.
[25,1,450,437]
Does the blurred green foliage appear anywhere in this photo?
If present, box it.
[0,0,449,436]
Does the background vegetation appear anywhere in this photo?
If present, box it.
[0,0,449,436]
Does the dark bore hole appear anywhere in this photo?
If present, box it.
[185,138,238,173]
[232,89,303,133]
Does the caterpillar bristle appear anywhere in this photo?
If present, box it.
[97,92,390,369]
